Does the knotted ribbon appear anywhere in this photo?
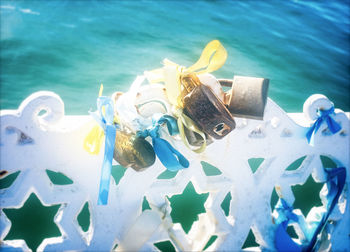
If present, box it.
[274,199,301,252]
[145,40,227,153]
[306,107,341,146]
[274,166,346,251]
[138,114,189,171]
[90,95,118,205]
[172,107,206,153]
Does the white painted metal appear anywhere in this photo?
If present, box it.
[0,90,349,251]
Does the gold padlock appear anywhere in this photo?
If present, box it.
[113,130,156,172]
[111,91,156,171]
[181,73,236,139]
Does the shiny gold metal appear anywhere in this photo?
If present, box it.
[113,131,155,172]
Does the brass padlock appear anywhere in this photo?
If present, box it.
[113,131,155,172]
[182,74,236,139]
[112,91,156,171]
[220,76,269,120]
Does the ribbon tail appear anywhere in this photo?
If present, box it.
[180,113,206,153]
[186,40,227,74]
[84,125,104,154]
[326,116,341,134]
[274,199,303,252]
[275,221,302,252]
[306,119,322,146]
[97,125,116,205]
[152,137,189,171]
[177,118,191,149]
[306,126,314,144]
[306,167,346,251]
[324,167,346,215]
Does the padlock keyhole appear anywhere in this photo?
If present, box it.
[213,123,230,136]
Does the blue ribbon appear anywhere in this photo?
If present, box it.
[306,107,341,146]
[138,114,189,171]
[274,198,303,252]
[274,166,346,251]
[91,96,118,205]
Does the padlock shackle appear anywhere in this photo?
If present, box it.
[218,79,234,88]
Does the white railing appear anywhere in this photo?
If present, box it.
[0,91,349,251]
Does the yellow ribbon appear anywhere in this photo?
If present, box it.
[173,107,206,153]
[145,40,227,153]
[83,84,106,155]
[146,40,227,107]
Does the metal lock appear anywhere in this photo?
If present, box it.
[220,76,269,120]
[183,84,236,139]
[113,131,155,172]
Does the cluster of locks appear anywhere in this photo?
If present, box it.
[80,41,347,251]
[83,40,269,205]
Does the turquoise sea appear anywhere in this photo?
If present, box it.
[0,0,349,250]
[1,0,349,113]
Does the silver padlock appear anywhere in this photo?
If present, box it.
[219,76,269,120]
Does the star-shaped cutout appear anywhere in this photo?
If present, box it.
[167,182,209,233]
[3,193,61,251]
[291,174,324,216]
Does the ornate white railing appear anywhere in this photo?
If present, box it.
[0,91,349,251]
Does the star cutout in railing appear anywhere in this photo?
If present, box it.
[3,193,61,251]
[291,174,323,216]
[167,181,209,233]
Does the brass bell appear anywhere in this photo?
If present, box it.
[182,74,236,140]
[220,76,269,120]
[113,131,155,172]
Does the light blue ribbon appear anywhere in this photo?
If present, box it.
[91,96,118,205]
[306,107,341,146]
[274,166,346,251]
[138,114,189,171]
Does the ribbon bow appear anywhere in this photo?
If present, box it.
[146,40,227,107]
[138,114,189,171]
[145,40,227,153]
[274,167,346,251]
[90,95,118,205]
[306,107,341,146]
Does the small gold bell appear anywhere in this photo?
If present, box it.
[113,131,155,172]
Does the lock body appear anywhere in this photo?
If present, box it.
[114,131,155,171]
[226,76,269,120]
[183,84,236,139]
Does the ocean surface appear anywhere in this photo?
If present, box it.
[1,0,349,114]
[0,0,349,250]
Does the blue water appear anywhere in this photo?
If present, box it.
[1,0,349,114]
